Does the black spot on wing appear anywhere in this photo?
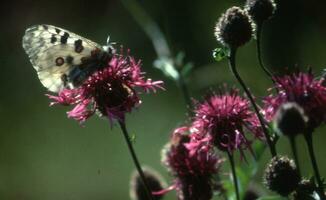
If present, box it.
[42,25,48,30]
[66,56,74,64]
[60,32,69,44]
[51,34,57,43]
[55,28,61,34]
[74,39,84,53]
[55,57,64,66]
[75,39,82,47]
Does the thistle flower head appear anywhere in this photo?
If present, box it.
[292,179,319,200]
[274,102,308,137]
[47,52,164,124]
[189,89,263,155]
[263,71,326,131]
[215,7,255,48]
[161,128,223,200]
[245,0,277,25]
[243,186,262,200]
[263,155,300,196]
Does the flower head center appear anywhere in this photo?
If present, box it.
[93,79,134,115]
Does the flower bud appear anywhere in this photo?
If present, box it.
[130,167,167,200]
[244,186,262,200]
[245,0,277,25]
[292,179,319,200]
[161,128,223,200]
[215,7,255,48]
[274,102,308,137]
[264,156,300,196]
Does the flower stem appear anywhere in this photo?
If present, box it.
[227,151,240,200]
[288,136,301,176]
[178,73,193,113]
[256,23,275,81]
[118,120,154,200]
[304,131,325,199]
[120,0,171,58]
[228,48,277,157]
[121,0,193,114]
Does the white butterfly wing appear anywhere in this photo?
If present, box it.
[22,24,103,92]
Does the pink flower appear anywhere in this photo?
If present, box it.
[160,128,223,200]
[189,89,263,155]
[263,70,326,131]
[47,53,164,124]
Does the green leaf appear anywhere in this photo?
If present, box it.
[221,166,251,200]
[222,141,267,200]
[270,120,282,137]
[253,141,266,162]
[154,52,194,81]
[222,178,236,200]
[213,47,230,62]
[175,51,185,67]
[154,57,179,81]
[266,121,281,145]
[129,134,137,143]
[180,63,194,78]
[257,196,287,200]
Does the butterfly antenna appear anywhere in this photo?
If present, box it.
[106,35,111,45]
[107,35,117,45]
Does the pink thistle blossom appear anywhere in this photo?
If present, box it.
[47,54,164,124]
[160,128,223,200]
[263,70,326,131]
[189,89,263,155]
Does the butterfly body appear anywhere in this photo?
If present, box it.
[22,24,114,92]
[67,49,112,87]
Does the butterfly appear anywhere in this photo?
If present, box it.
[22,24,115,92]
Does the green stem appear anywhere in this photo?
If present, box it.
[178,73,193,113]
[120,0,171,58]
[217,176,228,200]
[256,23,274,80]
[120,0,193,113]
[118,121,154,200]
[227,151,240,200]
[228,48,277,157]
[289,136,301,176]
[304,132,325,199]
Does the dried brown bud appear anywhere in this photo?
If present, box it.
[245,0,277,25]
[274,102,308,137]
[264,156,300,196]
[215,7,255,48]
[130,167,167,200]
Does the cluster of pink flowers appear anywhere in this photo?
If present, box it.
[161,128,223,200]
[47,54,164,124]
[189,89,264,155]
[160,89,265,199]
[263,70,326,131]
[40,41,326,200]
[159,70,326,200]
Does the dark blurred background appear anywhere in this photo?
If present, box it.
[1,0,326,199]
